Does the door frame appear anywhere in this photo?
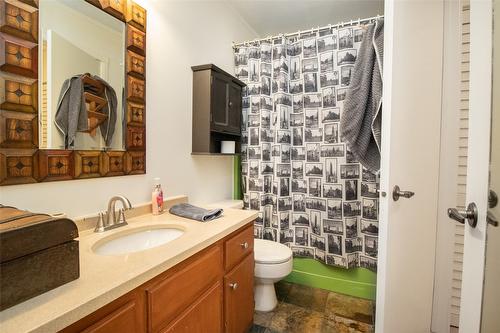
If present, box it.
[431,0,463,331]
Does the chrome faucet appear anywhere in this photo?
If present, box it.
[94,196,132,233]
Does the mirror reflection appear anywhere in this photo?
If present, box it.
[481,0,500,331]
[39,0,126,150]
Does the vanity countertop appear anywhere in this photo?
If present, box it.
[0,201,257,333]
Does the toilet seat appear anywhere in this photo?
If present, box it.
[254,239,292,264]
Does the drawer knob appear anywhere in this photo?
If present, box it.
[240,242,249,249]
[229,282,238,290]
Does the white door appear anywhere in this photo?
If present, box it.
[375,0,445,332]
[457,0,499,332]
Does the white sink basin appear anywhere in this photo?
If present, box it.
[93,226,185,256]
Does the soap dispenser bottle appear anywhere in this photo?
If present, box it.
[152,178,164,215]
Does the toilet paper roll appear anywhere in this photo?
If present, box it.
[221,141,236,154]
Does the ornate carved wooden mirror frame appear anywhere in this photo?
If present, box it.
[0,0,147,185]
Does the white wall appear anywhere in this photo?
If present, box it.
[0,1,258,218]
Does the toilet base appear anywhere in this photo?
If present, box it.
[254,282,278,312]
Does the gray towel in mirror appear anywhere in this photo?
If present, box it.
[169,203,223,222]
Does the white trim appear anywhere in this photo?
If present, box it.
[375,0,394,328]
[431,0,462,331]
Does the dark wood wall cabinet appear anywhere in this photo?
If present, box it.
[59,222,255,333]
[191,64,245,155]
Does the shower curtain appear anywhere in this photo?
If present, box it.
[234,24,379,272]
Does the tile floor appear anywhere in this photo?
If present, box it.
[251,282,375,333]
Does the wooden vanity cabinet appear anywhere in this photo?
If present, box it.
[59,222,254,333]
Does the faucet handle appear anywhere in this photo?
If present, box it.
[117,208,128,225]
[94,212,106,233]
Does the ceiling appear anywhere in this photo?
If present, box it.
[227,0,384,38]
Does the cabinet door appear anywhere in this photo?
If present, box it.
[224,254,254,333]
[79,301,140,333]
[146,245,222,332]
[211,72,229,132]
[59,289,145,333]
[162,282,222,333]
[227,82,242,135]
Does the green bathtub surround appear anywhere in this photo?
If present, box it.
[284,258,377,301]
[233,155,242,200]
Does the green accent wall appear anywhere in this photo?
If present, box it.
[232,157,376,300]
[233,155,242,200]
[285,258,377,300]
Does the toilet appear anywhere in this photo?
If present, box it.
[254,239,293,312]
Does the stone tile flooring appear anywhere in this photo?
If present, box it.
[251,282,375,333]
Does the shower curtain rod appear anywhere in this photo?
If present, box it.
[232,14,384,47]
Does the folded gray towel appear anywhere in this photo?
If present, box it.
[169,203,223,222]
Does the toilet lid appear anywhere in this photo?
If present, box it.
[254,239,292,264]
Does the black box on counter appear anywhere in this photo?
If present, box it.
[0,205,80,311]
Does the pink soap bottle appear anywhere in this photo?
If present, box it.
[152,177,164,215]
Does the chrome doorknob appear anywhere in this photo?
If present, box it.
[229,282,238,290]
[392,185,415,201]
[489,190,498,209]
[487,211,498,227]
[447,202,478,228]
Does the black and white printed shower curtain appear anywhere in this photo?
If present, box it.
[234,24,379,272]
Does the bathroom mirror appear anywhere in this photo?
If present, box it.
[480,0,500,330]
[0,0,147,185]
[39,0,126,151]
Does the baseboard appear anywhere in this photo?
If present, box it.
[284,258,377,300]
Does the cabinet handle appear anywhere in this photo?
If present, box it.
[229,282,238,290]
[240,242,249,249]
[228,101,233,107]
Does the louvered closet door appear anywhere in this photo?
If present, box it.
[450,0,470,327]
[458,0,497,332]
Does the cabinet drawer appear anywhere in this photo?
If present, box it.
[224,254,254,333]
[146,245,223,332]
[162,281,222,333]
[225,225,254,271]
